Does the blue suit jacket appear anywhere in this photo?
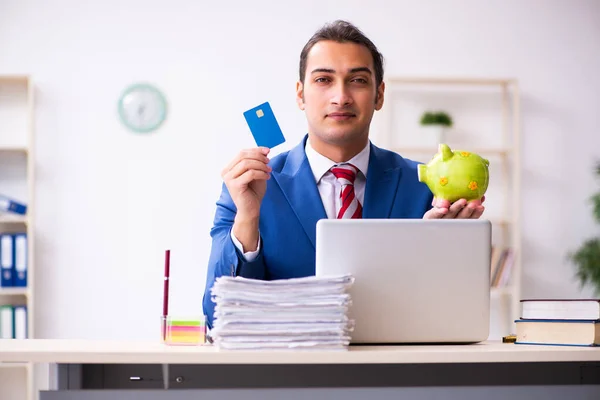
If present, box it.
[202,135,433,327]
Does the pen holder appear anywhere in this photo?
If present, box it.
[161,315,206,346]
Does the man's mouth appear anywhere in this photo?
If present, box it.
[327,112,356,121]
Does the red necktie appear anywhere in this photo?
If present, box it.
[330,163,363,219]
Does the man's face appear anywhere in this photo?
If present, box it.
[296,40,384,149]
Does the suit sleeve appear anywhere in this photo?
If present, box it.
[423,190,434,216]
[231,230,261,261]
[202,183,268,329]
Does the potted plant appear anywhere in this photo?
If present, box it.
[420,111,453,144]
[568,161,600,295]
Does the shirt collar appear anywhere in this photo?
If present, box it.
[305,136,370,184]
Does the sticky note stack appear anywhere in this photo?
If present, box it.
[164,317,206,345]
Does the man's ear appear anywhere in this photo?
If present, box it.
[375,81,385,111]
[296,81,305,110]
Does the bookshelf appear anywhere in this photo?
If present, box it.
[0,363,29,369]
[0,214,28,224]
[0,287,29,296]
[377,76,521,339]
[0,74,35,400]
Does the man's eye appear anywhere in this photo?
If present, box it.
[315,77,330,83]
[352,78,368,84]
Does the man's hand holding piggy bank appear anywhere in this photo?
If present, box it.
[419,144,489,220]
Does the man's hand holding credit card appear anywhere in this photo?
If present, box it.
[243,101,286,149]
[218,101,285,253]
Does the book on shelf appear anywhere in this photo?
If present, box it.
[0,232,28,288]
[0,194,27,216]
[0,304,27,339]
[490,246,514,288]
[515,299,600,346]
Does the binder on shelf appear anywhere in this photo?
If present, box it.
[0,304,13,339]
[0,233,14,287]
[13,305,27,339]
[13,233,27,287]
[0,194,27,215]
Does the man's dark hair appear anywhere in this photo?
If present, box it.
[299,20,384,89]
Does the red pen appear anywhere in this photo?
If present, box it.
[162,250,170,341]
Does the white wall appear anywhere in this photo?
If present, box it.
[0,0,599,340]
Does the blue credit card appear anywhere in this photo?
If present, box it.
[243,102,286,148]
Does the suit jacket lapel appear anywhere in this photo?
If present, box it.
[272,137,326,249]
[363,143,403,218]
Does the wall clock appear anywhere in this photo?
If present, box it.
[118,83,167,133]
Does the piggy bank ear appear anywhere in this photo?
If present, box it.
[484,158,490,167]
[439,143,453,161]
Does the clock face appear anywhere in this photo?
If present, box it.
[118,83,167,133]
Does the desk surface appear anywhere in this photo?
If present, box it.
[1,339,599,364]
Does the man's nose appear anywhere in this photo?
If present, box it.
[330,83,352,106]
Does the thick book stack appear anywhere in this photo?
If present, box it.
[515,299,600,347]
[209,274,355,350]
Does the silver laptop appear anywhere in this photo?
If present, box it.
[315,219,491,344]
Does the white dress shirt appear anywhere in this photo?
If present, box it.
[305,137,369,219]
[231,137,370,261]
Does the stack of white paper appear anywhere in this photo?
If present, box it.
[210,274,355,350]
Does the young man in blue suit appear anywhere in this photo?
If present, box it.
[202,20,485,327]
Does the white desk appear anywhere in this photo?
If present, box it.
[0,339,599,364]
[1,339,599,400]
